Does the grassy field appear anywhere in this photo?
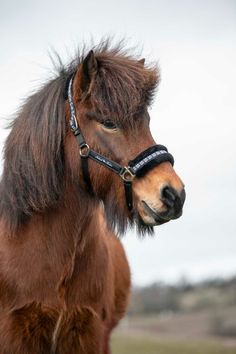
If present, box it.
[111,278,236,353]
[110,311,236,354]
[112,333,236,354]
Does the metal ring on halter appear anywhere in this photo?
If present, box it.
[79,144,90,158]
[119,167,135,182]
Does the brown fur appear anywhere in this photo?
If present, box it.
[0,40,181,353]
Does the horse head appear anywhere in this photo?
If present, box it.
[64,49,185,234]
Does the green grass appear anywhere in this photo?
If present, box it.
[111,334,236,354]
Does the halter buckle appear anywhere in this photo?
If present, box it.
[120,167,135,182]
[79,144,90,158]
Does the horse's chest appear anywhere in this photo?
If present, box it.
[2,302,103,353]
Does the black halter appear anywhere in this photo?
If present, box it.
[67,78,174,211]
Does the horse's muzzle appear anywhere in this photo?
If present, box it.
[140,186,186,226]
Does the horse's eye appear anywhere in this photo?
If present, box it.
[102,120,117,130]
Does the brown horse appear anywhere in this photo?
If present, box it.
[0,41,185,353]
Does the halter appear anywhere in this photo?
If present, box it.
[67,77,174,211]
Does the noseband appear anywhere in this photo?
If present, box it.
[67,78,174,211]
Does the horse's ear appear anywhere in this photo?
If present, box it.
[139,58,145,66]
[74,50,98,96]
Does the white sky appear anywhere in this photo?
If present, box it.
[0,0,236,285]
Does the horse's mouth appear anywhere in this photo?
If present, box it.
[137,200,170,226]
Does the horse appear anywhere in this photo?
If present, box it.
[0,41,185,353]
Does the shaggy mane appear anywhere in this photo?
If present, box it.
[0,40,160,233]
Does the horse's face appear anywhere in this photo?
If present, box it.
[68,51,185,230]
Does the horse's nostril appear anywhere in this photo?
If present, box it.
[161,186,177,208]
[180,188,186,205]
[161,186,185,219]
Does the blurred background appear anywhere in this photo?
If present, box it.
[1,1,236,353]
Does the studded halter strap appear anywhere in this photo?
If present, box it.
[67,77,174,211]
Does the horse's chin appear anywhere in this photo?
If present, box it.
[137,212,168,227]
[136,200,169,227]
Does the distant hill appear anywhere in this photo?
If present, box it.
[129,276,236,315]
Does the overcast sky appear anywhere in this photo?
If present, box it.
[0,0,236,285]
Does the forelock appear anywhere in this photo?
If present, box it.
[90,51,159,126]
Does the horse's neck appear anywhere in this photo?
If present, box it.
[30,188,104,264]
[0,188,108,309]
